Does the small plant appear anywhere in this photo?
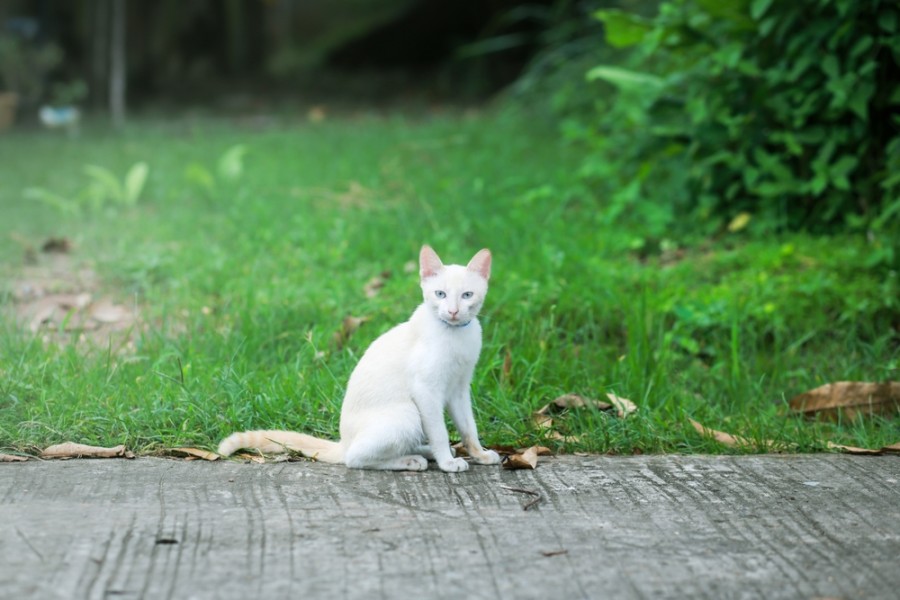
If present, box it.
[184,144,248,198]
[25,162,150,214]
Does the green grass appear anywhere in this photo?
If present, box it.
[1,109,898,456]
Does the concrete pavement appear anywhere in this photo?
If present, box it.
[2,455,898,599]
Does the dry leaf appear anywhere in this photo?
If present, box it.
[502,446,538,470]
[333,315,370,349]
[235,452,266,464]
[501,348,512,383]
[0,453,29,462]
[826,440,900,455]
[689,419,781,450]
[825,441,883,455]
[881,442,900,454]
[169,447,220,461]
[363,270,391,298]
[41,237,72,253]
[89,299,130,323]
[41,442,134,459]
[606,393,637,418]
[789,381,900,421]
[690,419,748,447]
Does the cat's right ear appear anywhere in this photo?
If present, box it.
[419,245,444,280]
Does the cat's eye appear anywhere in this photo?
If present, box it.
[462,292,474,299]
[435,290,446,299]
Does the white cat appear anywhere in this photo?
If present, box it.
[217,245,501,472]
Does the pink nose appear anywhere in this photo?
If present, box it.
[449,309,459,318]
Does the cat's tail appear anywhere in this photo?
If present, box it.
[217,430,344,463]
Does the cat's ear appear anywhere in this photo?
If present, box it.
[466,248,491,280]
[419,245,444,279]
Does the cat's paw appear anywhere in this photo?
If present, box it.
[473,449,501,465]
[401,455,429,471]
[438,457,469,473]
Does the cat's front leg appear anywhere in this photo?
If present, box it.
[412,387,468,472]
[449,389,500,466]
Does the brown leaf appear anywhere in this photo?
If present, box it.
[169,447,220,461]
[689,419,781,450]
[690,419,748,447]
[41,442,134,459]
[502,446,538,470]
[606,393,637,418]
[363,270,391,299]
[826,441,883,455]
[41,237,72,253]
[0,453,29,462]
[789,381,900,421]
[89,298,130,324]
[333,315,370,349]
[235,452,266,464]
[881,442,900,454]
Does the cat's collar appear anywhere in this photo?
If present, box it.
[441,318,472,329]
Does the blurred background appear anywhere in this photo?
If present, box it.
[0,0,897,236]
[0,0,611,122]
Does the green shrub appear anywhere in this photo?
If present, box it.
[581,0,900,244]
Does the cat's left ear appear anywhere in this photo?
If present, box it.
[466,249,491,280]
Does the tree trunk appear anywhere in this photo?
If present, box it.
[109,0,126,127]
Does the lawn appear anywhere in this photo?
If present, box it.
[1,108,897,456]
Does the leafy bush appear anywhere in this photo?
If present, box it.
[580,0,900,246]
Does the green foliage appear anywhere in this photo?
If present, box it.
[581,0,900,245]
[0,114,897,454]
[184,144,248,199]
[24,162,150,214]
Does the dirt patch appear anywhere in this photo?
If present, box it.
[3,238,141,352]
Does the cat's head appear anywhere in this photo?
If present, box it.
[419,245,491,328]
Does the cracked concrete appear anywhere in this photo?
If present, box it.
[2,455,898,599]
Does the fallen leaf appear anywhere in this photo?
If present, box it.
[0,453,29,462]
[690,419,748,447]
[168,447,220,461]
[235,452,266,464]
[41,237,72,253]
[826,441,883,455]
[89,298,130,323]
[502,446,538,470]
[606,393,637,418]
[41,442,134,459]
[689,419,781,450]
[789,381,900,421]
[533,393,635,441]
[307,105,327,123]
[881,442,900,454]
[363,270,391,298]
[333,315,370,349]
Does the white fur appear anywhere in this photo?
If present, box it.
[218,246,500,472]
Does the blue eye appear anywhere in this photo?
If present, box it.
[435,290,446,299]
[462,292,474,299]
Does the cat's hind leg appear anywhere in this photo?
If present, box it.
[343,417,428,471]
